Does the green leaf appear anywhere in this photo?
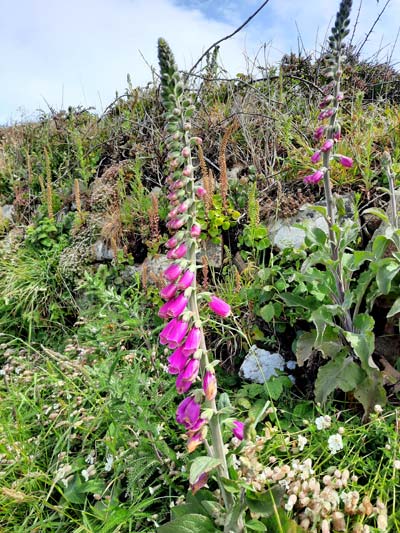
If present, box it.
[343,329,377,370]
[315,354,365,404]
[363,207,389,223]
[354,370,387,416]
[157,514,217,533]
[190,457,221,485]
[376,260,400,295]
[372,234,389,258]
[294,330,316,366]
[280,293,309,308]
[246,519,267,531]
[246,486,284,516]
[264,508,304,532]
[259,303,275,322]
[387,297,400,318]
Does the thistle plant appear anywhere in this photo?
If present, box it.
[157,38,244,531]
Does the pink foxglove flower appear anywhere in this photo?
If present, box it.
[158,294,188,319]
[168,347,189,374]
[190,223,201,237]
[187,430,206,453]
[304,170,324,184]
[232,420,244,440]
[176,396,201,428]
[203,370,217,401]
[311,151,322,164]
[177,270,194,290]
[319,94,334,108]
[176,359,200,393]
[339,155,353,168]
[182,165,193,177]
[164,263,182,282]
[181,147,190,158]
[167,242,187,260]
[160,318,188,348]
[182,327,201,356]
[178,199,191,213]
[160,283,178,300]
[190,472,208,494]
[318,108,335,121]
[321,139,334,152]
[195,186,206,198]
[165,236,178,249]
[314,126,325,141]
[208,296,231,317]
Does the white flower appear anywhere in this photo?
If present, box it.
[297,435,308,451]
[394,460,400,470]
[374,404,383,414]
[328,433,344,455]
[315,415,331,430]
[104,454,114,472]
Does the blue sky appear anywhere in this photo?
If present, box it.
[0,0,399,124]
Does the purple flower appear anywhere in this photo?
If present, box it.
[176,396,201,428]
[187,430,206,453]
[303,170,324,185]
[169,217,186,230]
[311,151,322,164]
[314,126,325,141]
[178,200,191,213]
[190,223,201,237]
[203,370,217,401]
[190,472,208,494]
[208,296,231,317]
[168,347,190,374]
[177,270,194,290]
[165,236,178,249]
[232,420,244,441]
[339,155,353,168]
[164,263,182,282]
[160,283,178,300]
[182,327,201,356]
[195,186,206,198]
[318,108,335,121]
[166,243,187,260]
[158,294,188,319]
[176,358,200,393]
[318,94,334,109]
[160,318,189,348]
[182,166,193,177]
[320,139,334,153]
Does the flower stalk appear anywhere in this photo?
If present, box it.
[157,38,240,523]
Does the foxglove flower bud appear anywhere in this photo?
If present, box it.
[164,263,182,281]
[160,283,178,300]
[232,420,244,440]
[158,293,188,319]
[208,296,231,317]
[203,370,217,401]
[182,327,201,356]
[177,270,195,290]
[311,151,322,164]
[181,147,190,158]
[168,346,189,374]
[190,472,208,494]
[195,186,206,198]
[321,139,334,152]
[182,165,193,177]
[190,223,201,237]
[314,126,325,140]
[338,155,353,168]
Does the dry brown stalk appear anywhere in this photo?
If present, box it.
[74,179,82,217]
[149,193,160,242]
[202,254,209,289]
[218,120,239,211]
[44,148,54,219]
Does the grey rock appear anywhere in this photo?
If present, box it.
[239,345,286,383]
[197,240,223,268]
[268,195,355,250]
[1,205,14,221]
[93,240,115,261]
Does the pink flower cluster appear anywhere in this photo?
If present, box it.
[304,87,353,185]
[159,134,233,452]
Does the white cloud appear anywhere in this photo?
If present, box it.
[0,0,249,124]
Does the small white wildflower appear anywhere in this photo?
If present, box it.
[374,404,383,415]
[298,435,308,451]
[328,433,344,455]
[104,454,114,472]
[315,415,331,430]
[81,469,90,482]
[385,444,391,450]
[394,460,400,470]
[284,493,297,511]
[85,451,96,465]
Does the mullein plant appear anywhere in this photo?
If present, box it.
[157,39,245,531]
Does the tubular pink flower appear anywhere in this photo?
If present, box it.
[318,108,335,121]
[178,199,191,213]
[187,430,206,453]
[337,92,344,101]
[167,192,178,202]
[176,359,200,393]
[333,131,341,141]
[177,270,195,290]
[182,165,193,177]
[182,327,201,356]
[208,295,231,317]
[167,207,178,219]
[160,318,189,348]
[314,126,325,141]
[311,151,322,164]
[232,420,244,441]
[168,346,190,374]
[339,155,353,168]
[190,223,201,237]
[164,263,182,282]
[195,186,206,198]
[160,283,178,300]
[158,293,188,319]
[167,243,188,260]
[319,94,334,109]
[321,139,334,152]
[190,472,208,494]
[303,170,324,185]
[181,147,190,158]
[176,396,201,428]
[169,217,186,230]
[203,370,217,401]
[165,236,178,249]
